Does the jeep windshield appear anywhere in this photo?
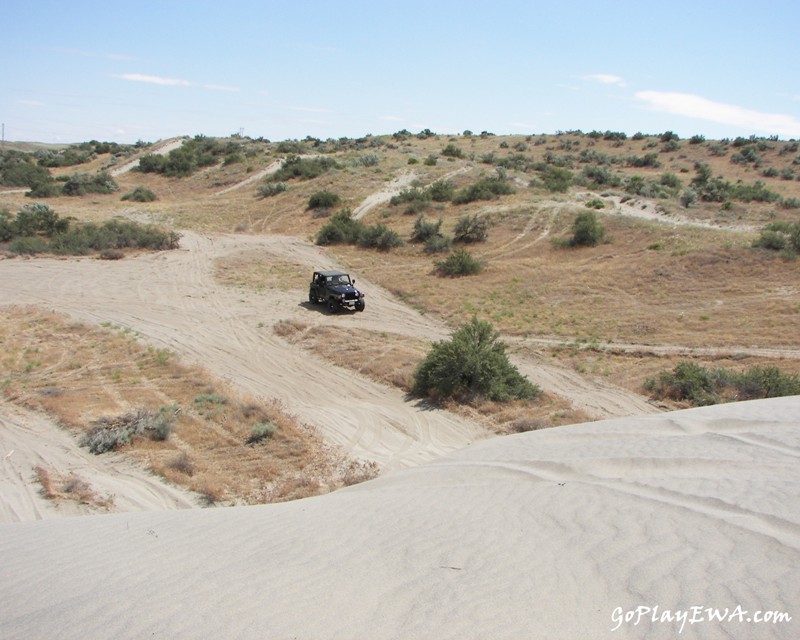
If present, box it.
[326,275,351,285]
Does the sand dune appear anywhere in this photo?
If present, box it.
[1,396,797,639]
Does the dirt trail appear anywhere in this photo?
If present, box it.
[109,138,186,177]
[213,159,284,196]
[0,233,490,473]
[352,171,417,219]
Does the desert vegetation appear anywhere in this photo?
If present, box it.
[2,128,800,508]
[644,361,800,406]
[0,203,180,256]
[413,317,540,402]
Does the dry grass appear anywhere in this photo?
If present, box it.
[1,306,370,506]
[272,320,588,433]
[33,466,115,510]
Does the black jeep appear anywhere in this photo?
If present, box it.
[309,270,365,312]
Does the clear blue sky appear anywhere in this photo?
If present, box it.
[3,0,799,144]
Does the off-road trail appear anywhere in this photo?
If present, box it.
[0,228,660,480]
[0,233,490,473]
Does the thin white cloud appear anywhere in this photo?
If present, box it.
[106,53,141,62]
[378,115,404,122]
[17,99,45,107]
[202,84,240,92]
[114,73,191,87]
[635,91,800,138]
[583,74,626,87]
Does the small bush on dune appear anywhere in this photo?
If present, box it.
[81,406,176,454]
[413,317,540,402]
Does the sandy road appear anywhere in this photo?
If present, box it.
[0,232,491,473]
[0,227,661,522]
[0,229,658,470]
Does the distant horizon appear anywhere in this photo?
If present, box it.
[4,126,798,148]
[3,1,799,145]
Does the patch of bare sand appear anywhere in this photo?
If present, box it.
[1,396,797,639]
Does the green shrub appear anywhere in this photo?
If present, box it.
[61,171,118,196]
[271,154,338,181]
[13,203,69,236]
[316,210,365,245]
[424,234,453,254]
[540,166,573,192]
[435,247,482,276]
[121,186,157,202]
[753,229,787,251]
[26,181,60,198]
[0,151,53,187]
[257,182,287,198]
[453,177,515,204]
[680,189,698,208]
[0,210,14,242]
[410,216,443,243]
[569,211,605,247]
[753,221,800,254]
[8,236,48,255]
[423,154,438,166]
[308,190,341,209]
[581,165,622,187]
[441,144,464,158]
[412,317,539,402]
[453,214,489,243]
[660,173,682,190]
[354,153,379,167]
[246,422,277,445]
[645,361,800,406]
[427,179,455,202]
[357,223,403,250]
[390,186,430,207]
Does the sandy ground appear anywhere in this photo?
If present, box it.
[1,396,797,639]
[0,401,196,521]
[0,223,657,522]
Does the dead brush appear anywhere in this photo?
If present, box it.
[81,406,177,454]
[340,459,381,487]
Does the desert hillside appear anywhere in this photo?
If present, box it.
[1,130,799,512]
